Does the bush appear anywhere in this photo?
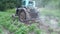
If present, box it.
[0,0,22,11]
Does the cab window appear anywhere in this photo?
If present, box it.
[22,1,26,5]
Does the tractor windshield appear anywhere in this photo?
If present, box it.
[28,1,33,6]
[29,1,33,4]
[22,1,26,5]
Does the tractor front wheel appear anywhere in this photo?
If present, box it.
[18,10,26,22]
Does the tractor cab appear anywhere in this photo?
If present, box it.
[22,0,35,7]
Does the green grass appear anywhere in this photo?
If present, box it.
[0,9,41,34]
[0,27,3,33]
[40,8,60,25]
[0,25,4,34]
[0,8,60,34]
[40,8,60,17]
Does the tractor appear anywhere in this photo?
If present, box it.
[13,0,39,23]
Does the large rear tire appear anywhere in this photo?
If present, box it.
[18,10,26,22]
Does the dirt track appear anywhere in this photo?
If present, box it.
[37,8,60,34]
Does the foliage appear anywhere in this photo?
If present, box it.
[0,28,2,33]
[34,0,60,9]
[0,0,22,11]
[34,29,41,34]
[0,0,60,11]
[0,9,41,34]
[0,26,4,34]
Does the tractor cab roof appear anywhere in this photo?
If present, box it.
[22,0,35,7]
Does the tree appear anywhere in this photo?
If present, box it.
[0,0,22,11]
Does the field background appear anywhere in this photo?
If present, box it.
[0,0,60,34]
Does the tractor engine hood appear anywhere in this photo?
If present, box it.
[29,8,39,19]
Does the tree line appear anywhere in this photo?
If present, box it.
[34,0,60,9]
[0,0,60,11]
[0,0,22,11]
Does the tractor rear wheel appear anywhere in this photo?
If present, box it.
[18,10,26,22]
